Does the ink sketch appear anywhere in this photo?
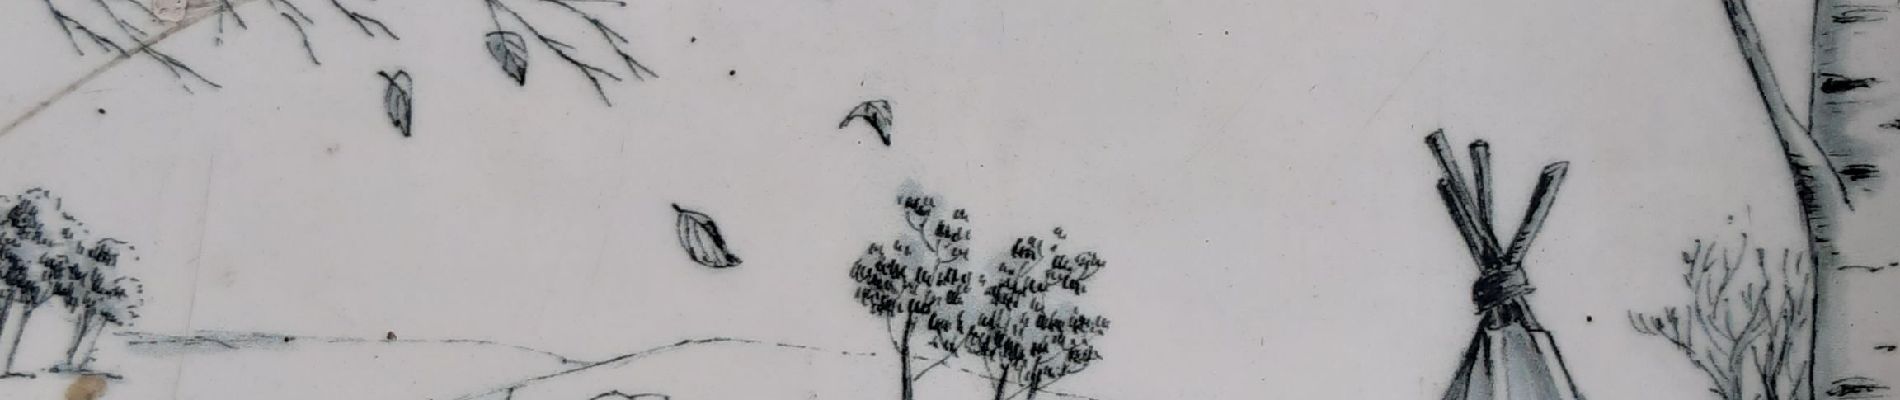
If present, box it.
[0,1,1896,399]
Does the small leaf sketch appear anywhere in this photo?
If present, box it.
[377,70,414,138]
[838,100,894,146]
[672,204,742,268]
[486,31,530,86]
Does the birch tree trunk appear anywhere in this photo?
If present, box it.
[1808,2,1900,398]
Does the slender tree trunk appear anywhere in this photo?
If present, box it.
[72,314,103,371]
[0,291,12,343]
[0,302,28,376]
[0,306,35,375]
[991,365,1011,400]
[1024,372,1043,400]
[898,314,916,400]
[62,310,92,369]
[1807,1,1900,398]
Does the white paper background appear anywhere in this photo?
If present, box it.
[0,0,1844,399]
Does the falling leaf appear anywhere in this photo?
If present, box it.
[673,204,742,268]
[485,31,529,86]
[838,100,894,146]
[378,70,414,137]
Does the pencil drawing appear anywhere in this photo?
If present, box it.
[1713,0,1900,396]
[672,204,742,269]
[839,100,894,146]
[481,0,657,105]
[378,69,414,138]
[1631,231,1812,400]
[486,30,530,86]
[1424,131,1583,400]
[588,391,668,400]
[850,183,1111,400]
[0,188,144,379]
[6,0,659,140]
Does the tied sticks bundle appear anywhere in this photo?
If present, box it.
[1427,131,1584,400]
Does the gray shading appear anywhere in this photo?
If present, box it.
[839,100,894,146]
[378,70,413,138]
[119,330,589,365]
[0,188,145,379]
[1424,131,1583,400]
[849,183,1111,400]
[486,30,531,86]
[1711,0,1900,396]
[672,204,742,268]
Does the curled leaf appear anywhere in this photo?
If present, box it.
[838,100,893,146]
[485,31,529,86]
[378,70,414,137]
[673,204,742,268]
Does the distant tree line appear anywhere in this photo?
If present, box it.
[0,188,143,378]
[850,186,1110,400]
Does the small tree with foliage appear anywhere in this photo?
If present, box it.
[53,239,140,372]
[0,189,89,377]
[964,229,1109,400]
[849,190,975,400]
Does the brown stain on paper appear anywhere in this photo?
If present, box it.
[65,374,108,400]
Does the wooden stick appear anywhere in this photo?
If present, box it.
[1469,140,1495,238]
[1438,179,1489,272]
[1426,131,1501,261]
[1503,162,1569,266]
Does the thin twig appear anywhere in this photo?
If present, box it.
[331,0,398,39]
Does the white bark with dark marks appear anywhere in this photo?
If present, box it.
[1809,1,1900,398]
[1724,0,1900,398]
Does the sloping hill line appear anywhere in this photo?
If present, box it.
[119,330,588,365]
[447,337,1102,400]
[449,337,878,400]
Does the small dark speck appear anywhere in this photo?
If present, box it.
[728,70,737,76]
[385,331,397,341]
[283,336,294,343]
[1585,315,1593,323]
[1223,30,1230,35]
[690,36,697,43]
[96,108,106,115]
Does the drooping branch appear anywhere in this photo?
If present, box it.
[8,0,657,141]
[331,0,397,39]
[538,0,657,81]
[44,0,221,92]
[484,0,655,105]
